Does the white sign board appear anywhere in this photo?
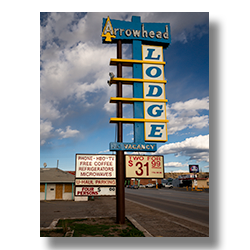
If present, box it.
[75,186,116,196]
[125,155,164,178]
[75,154,116,178]
[75,179,116,186]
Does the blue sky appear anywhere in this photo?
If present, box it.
[40,12,209,173]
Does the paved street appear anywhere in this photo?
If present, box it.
[125,188,209,225]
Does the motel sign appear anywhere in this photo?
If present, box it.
[102,16,171,224]
[102,16,171,151]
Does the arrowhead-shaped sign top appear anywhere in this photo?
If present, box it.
[101,16,116,42]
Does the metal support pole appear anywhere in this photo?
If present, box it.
[116,40,125,224]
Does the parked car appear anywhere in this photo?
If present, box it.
[130,185,139,189]
[139,184,146,188]
[164,183,173,189]
[145,183,156,188]
[126,185,132,188]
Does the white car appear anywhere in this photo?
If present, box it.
[164,183,173,189]
[145,183,156,188]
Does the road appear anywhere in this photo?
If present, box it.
[125,188,209,226]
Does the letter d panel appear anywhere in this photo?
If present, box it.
[144,82,165,100]
[145,122,167,142]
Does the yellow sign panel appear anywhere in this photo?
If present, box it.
[125,155,164,178]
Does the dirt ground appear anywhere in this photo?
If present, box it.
[40,197,209,237]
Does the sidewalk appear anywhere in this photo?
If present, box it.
[40,197,209,237]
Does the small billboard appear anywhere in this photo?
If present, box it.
[189,165,199,173]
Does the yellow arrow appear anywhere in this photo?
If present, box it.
[102,32,116,42]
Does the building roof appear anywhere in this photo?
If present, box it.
[66,171,76,176]
[40,168,75,183]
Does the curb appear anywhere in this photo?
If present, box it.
[126,215,153,237]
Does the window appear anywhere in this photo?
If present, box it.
[40,184,45,192]
[64,184,72,193]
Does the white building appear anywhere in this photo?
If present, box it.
[40,168,75,200]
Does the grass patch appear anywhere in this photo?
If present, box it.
[43,217,144,237]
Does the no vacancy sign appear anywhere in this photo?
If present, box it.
[125,155,164,178]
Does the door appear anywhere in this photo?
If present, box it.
[55,184,63,199]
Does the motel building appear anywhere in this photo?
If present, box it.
[40,168,75,200]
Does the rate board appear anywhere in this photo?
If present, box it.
[125,155,164,178]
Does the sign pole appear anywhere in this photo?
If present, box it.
[116,40,125,224]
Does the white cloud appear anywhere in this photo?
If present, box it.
[157,134,209,163]
[167,97,209,134]
[164,162,188,168]
[40,99,61,121]
[40,120,53,145]
[40,120,79,144]
[56,126,79,139]
[172,169,189,173]
[169,97,209,111]
[103,101,116,114]
[40,42,116,104]
[98,149,110,154]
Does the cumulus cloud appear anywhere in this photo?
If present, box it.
[56,126,79,139]
[40,120,53,145]
[167,97,209,134]
[157,134,209,163]
[164,162,188,168]
[40,120,80,145]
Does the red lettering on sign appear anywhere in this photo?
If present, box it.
[133,156,144,161]
[135,162,149,176]
[78,156,92,161]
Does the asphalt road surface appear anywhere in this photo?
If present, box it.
[125,188,209,226]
